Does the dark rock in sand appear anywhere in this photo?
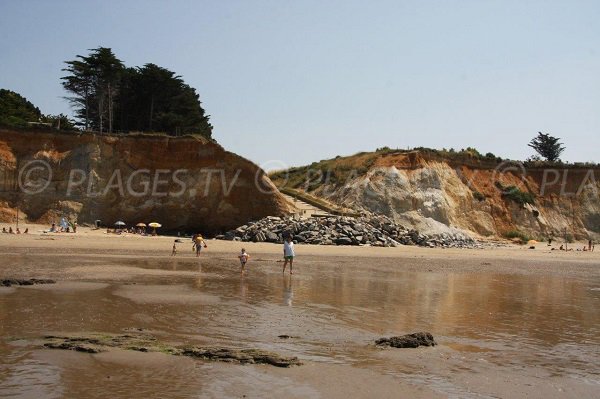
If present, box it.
[182,347,301,367]
[44,341,103,354]
[41,332,301,368]
[335,236,354,246]
[1,278,56,287]
[376,332,436,348]
[265,231,279,242]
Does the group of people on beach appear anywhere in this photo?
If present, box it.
[2,226,28,234]
[170,234,296,275]
[552,239,595,252]
[236,236,296,274]
[47,220,77,233]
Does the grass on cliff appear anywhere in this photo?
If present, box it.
[270,146,507,191]
[271,153,378,191]
[495,182,535,206]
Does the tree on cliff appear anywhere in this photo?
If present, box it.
[0,89,42,127]
[0,89,76,130]
[62,47,212,138]
[116,64,212,137]
[62,47,124,133]
[528,132,565,162]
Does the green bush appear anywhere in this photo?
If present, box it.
[504,230,532,242]
[495,182,535,205]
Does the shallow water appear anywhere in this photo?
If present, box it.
[1,254,600,398]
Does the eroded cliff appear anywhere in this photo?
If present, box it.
[272,150,600,240]
[0,129,292,232]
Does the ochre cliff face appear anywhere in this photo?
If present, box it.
[304,151,600,240]
[0,129,292,233]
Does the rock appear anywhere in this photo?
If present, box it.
[1,278,56,287]
[265,231,279,242]
[217,214,478,248]
[375,332,436,348]
[224,231,236,240]
[42,332,301,368]
[182,347,301,367]
[335,236,354,246]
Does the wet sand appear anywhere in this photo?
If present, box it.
[1,227,599,398]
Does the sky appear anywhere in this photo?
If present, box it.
[1,0,599,169]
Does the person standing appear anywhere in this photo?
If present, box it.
[238,248,250,274]
[282,236,295,274]
[194,234,207,257]
[589,239,593,251]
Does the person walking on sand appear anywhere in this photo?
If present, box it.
[238,248,250,274]
[589,239,593,251]
[194,234,207,257]
[171,241,177,256]
[282,236,295,274]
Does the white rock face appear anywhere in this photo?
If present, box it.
[314,162,600,241]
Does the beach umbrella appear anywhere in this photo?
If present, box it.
[148,222,161,235]
[136,223,147,227]
[114,221,126,227]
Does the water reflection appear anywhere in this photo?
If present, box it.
[283,275,293,307]
[1,254,600,397]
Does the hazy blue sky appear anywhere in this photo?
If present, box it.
[1,0,599,168]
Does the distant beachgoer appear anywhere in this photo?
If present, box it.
[73,223,77,233]
[2,227,6,233]
[589,239,593,251]
[171,242,177,256]
[582,246,587,252]
[282,237,295,274]
[24,228,28,234]
[194,234,207,257]
[239,248,250,274]
[9,227,14,234]
[559,245,564,251]
[16,228,20,234]
[51,223,56,232]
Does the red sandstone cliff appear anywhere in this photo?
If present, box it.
[0,129,293,233]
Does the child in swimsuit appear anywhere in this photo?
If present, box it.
[239,248,250,274]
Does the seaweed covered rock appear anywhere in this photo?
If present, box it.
[2,278,55,287]
[376,332,436,348]
[41,332,301,368]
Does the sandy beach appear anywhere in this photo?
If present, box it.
[1,227,599,398]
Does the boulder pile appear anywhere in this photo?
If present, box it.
[216,215,476,248]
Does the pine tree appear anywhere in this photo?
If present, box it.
[528,132,565,162]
